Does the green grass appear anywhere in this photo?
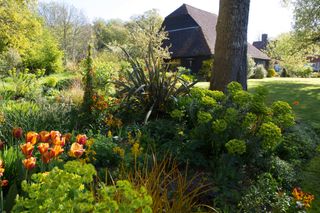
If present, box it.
[197,78,320,128]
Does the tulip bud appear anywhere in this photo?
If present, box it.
[12,127,23,139]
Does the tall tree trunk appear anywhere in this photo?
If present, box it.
[210,0,250,91]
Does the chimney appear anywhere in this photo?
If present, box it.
[262,34,268,43]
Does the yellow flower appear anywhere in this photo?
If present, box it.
[107,130,112,138]
[131,143,141,157]
[113,146,125,158]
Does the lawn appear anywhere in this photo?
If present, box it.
[197,78,320,128]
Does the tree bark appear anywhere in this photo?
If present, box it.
[210,0,250,91]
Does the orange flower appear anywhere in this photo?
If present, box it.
[50,131,61,144]
[26,132,38,145]
[22,157,36,170]
[12,127,23,139]
[51,145,64,157]
[20,142,34,158]
[37,143,49,155]
[293,101,299,106]
[76,134,87,145]
[1,179,8,187]
[63,133,72,144]
[41,151,54,164]
[69,142,85,158]
[39,131,50,143]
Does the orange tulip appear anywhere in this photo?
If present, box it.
[26,132,38,145]
[69,142,85,158]
[41,151,54,164]
[37,143,49,155]
[22,157,36,170]
[12,127,23,139]
[63,133,72,144]
[50,131,61,140]
[76,134,87,145]
[39,131,50,143]
[20,142,34,158]
[51,145,64,157]
[0,159,4,177]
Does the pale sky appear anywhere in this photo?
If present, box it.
[39,0,293,43]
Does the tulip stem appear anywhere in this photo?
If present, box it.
[25,170,29,182]
[1,186,3,213]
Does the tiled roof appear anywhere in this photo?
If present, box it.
[162,4,270,60]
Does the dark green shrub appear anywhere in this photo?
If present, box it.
[277,123,320,166]
[81,45,95,124]
[239,173,292,212]
[91,134,119,168]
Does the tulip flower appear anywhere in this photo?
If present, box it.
[39,131,50,143]
[37,143,49,155]
[26,132,38,145]
[76,134,87,145]
[20,142,34,158]
[63,133,72,144]
[69,142,85,158]
[22,157,36,170]
[12,127,23,139]
[52,145,64,157]
[41,151,53,164]
[50,131,61,141]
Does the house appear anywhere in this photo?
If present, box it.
[162,4,270,73]
[307,55,320,71]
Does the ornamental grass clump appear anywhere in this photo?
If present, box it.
[116,44,197,123]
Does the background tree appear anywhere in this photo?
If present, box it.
[0,0,42,54]
[210,0,251,91]
[267,32,319,76]
[125,9,169,60]
[38,1,92,64]
[0,0,63,74]
[93,19,129,51]
[293,0,320,44]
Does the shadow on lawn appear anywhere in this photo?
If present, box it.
[249,83,320,128]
